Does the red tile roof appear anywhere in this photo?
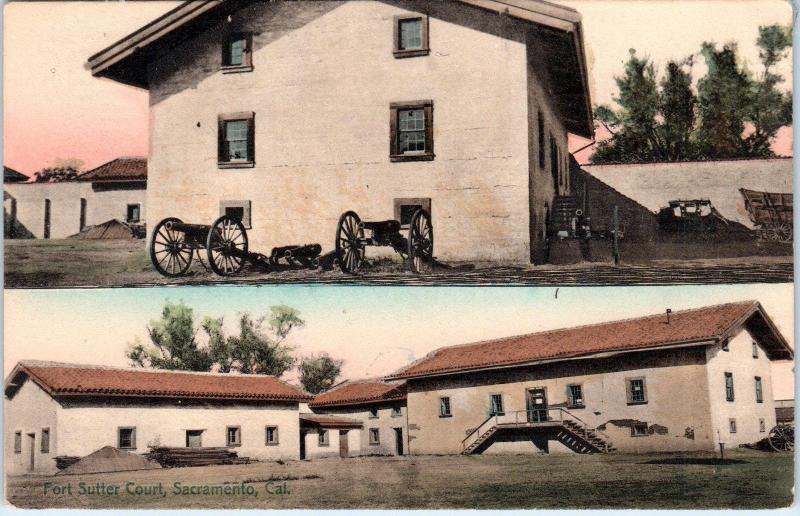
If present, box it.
[79,157,146,182]
[6,361,310,402]
[300,413,363,429]
[309,381,406,408]
[387,301,792,380]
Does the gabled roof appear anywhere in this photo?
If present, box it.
[4,166,28,183]
[300,413,363,429]
[79,157,147,183]
[87,0,593,137]
[309,380,406,408]
[387,301,793,380]
[4,361,311,402]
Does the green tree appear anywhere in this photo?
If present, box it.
[299,353,344,394]
[33,166,82,183]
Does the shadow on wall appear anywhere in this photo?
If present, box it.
[4,196,35,239]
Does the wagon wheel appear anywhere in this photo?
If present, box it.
[206,216,249,276]
[150,217,194,277]
[768,423,794,452]
[408,209,434,274]
[336,211,366,274]
[774,223,793,243]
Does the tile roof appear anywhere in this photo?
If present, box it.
[79,157,147,182]
[387,301,791,380]
[6,361,310,402]
[309,380,406,408]
[299,413,363,429]
[4,166,28,183]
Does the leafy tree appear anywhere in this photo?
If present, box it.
[33,166,81,183]
[299,353,344,394]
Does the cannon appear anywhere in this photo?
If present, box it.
[768,422,794,452]
[335,208,433,274]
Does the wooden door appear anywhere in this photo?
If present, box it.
[339,431,349,458]
[43,199,51,239]
[27,433,35,472]
[185,430,203,448]
[80,198,87,230]
[394,428,404,456]
[526,388,548,423]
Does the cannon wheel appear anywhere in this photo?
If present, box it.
[408,209,434,274]
[150,217,194,277]
[206,216,249,276]
[774,223,793,243]
[768,423,794,452]
[336,211,365,274]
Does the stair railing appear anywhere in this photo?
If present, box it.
[460,414,498,453]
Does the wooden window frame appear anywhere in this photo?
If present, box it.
[489,394,505,416]
[393,15,430,58]
[567,383,585,408]
[318,429,329,447]
[226,426,242,447]
[630,422,648,437]
[218,112,255,168]
[439,396,452,418]
[369,428,381,445]
[729,418,737,434]
[393,197,432,227]
[759,418,766,433]
[222,32,253,73]
[265,426,279,446]
[126,203,141,224]
[368,407,379,419]
[219,200,252,229]
[752,341,759,358]
[117,427,136,450]
[41,428,50,454]
[14,431,22,454]
[390,100,434,162]
[626,377,648,405]
[725,372,735,402]
[754,376,763,403]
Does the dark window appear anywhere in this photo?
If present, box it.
[390,101,434,162]
[127,204,141,223]
[631,423,648,437]
[43,199,51,239]
[391,405,402,417]
[725,372,734,402]
[219,200,252,228]
[118,427,136,449]
[626,378,647,404]
[227,426,241,446]
[318,430,329,446]
[759,418,766,432]
[41,428,50,454]
[368,407,379,419]
[439,397,452,417]
[538,112,546,169]
[752,341,759,358]
[79,198,87,230]
[722,340,730,352]
[729,418,737,434]
[394,198,431,226]
[393,16,429,58]
[222,32,253,71]
[755,377,763,403]
[265,426,279,446]
[218,112,255,167]
[14,431,21,454]
[369,428,380,445]
[489,394,504,416]
[567,384,584,407]
[550,134,559,193]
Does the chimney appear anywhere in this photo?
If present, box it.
[666,308,672,324]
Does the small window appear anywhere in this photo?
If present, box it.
[722,340,729,352]
[14,431,21,454]
[550,134,559,193]
[390,101,434,162]
[226,426,241,447]
[439,396,452,417]
[729,418,737,434]
[725,372,735,402]
[218,112,255,168]
[391,405,402,417]
[318,429,329,446]
[368,407,379,419]
[41,428,50,454]
[126,204,141,223]
[369,428,380,445]
[567,384,584,407]
[489,394,504,416]
[393,16,429,58]
[631,423,648,437]
[538,112,546,170]
[752,341,759,358]
[222,32,253,72]
[759,418,766,433]
[394,197,431,226]
[754,377,763,403]
[219,200,252,229]
[265,426,279,446]
[118,427,136,449]
[626,377,647,404]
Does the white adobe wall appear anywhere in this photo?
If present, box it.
[704,327,778,447]
[312,403,408,456]
[146,0,568,264]
[4,379,61,475]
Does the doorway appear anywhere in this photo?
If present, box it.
[394,428,404,456]
[43,199,51,239]
[185,430,203,448]
[80,198,87,230]
[526,388,548,423]
[300,431,306,459]
[339,430,349,458]
[27,433,35,472]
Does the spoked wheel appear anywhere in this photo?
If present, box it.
[336,211,365,274]
[408,209,434,274]
[768,424,794,452]
[150,217,194,277]
[206,216,249,276]
[774,223,793,243]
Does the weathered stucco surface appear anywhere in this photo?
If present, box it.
[4,379,60,475]
[312,402,409,456]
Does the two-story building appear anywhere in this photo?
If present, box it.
[88,0,593,264]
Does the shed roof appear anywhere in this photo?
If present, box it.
[4,166,28,183]
[4,361,311,402]
[299,413,364,429]
[309,380,406,408]
[79,157,147,182]
[387,301,792,380]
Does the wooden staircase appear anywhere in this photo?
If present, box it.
[551,195,581,234]
[556,419,616,454]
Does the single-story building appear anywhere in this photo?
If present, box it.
[4,157,147,239]
[307,380,408,457]
[386,301,793,455]
[88,0,594,265]
[4,361,310,475]
[4,166,28,184]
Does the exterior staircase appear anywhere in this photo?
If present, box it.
[551,195,581,235]
[556,419,617,454]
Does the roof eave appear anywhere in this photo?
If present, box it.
[308,394,408,409]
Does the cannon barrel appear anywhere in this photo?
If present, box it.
[164,221,211,233]
[286,244,322,259]
[271,245,300,259]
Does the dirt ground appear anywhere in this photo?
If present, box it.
[3,239,793,288]
[5,451,793,509]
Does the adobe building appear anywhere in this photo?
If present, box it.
[386,301,793,455]
[4,361,310,475]
[88,0,593,264]
[4,157,147,239]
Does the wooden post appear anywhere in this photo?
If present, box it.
[612,205,620,265]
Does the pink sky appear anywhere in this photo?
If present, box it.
[2,1,793,173]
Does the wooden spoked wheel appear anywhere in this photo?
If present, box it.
[768,423,794,452]
[336,211,365,274]
[206,216,249,276]
[408,209,434,274]
[774,223,793,243]
[150,217,193,277]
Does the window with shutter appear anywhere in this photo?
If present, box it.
[222,32,253,72]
